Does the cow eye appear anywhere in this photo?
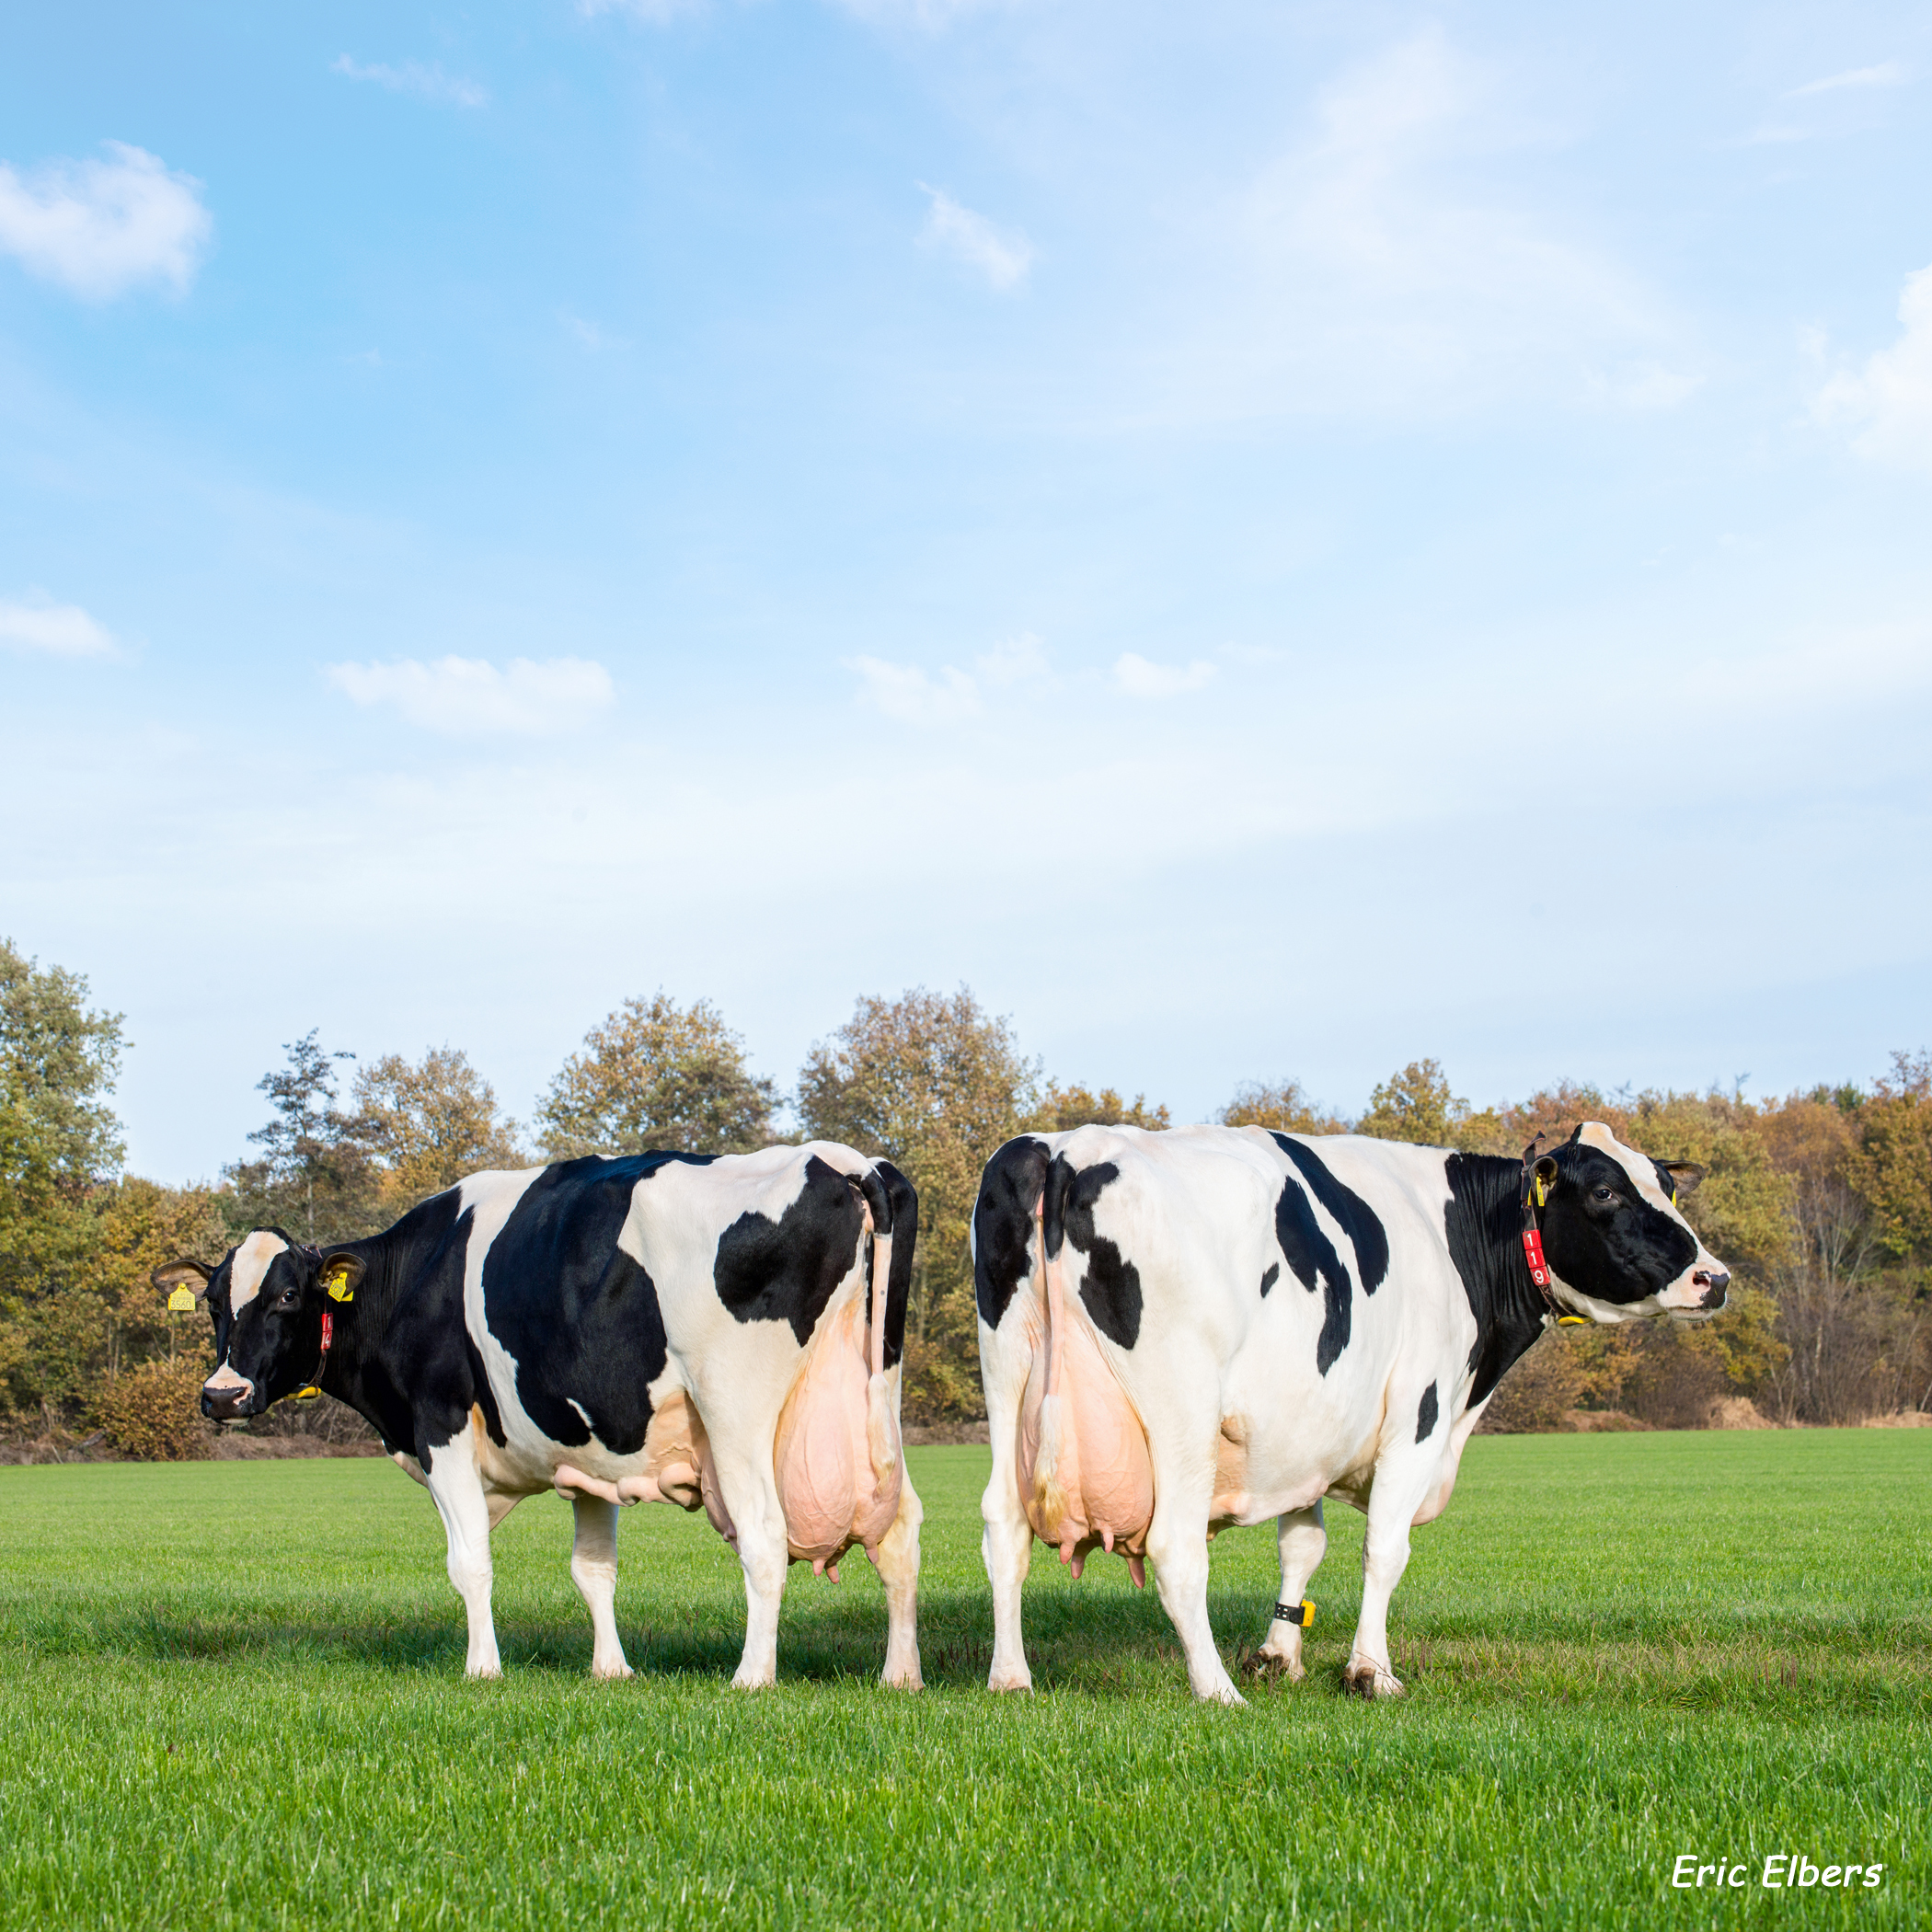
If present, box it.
[1593,1186,1617,1204]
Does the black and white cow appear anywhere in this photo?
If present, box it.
[971,1121,1729,1704]
[156,1143,922,1689]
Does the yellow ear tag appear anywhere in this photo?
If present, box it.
[167,1286,198,1313]
[1534,1174,1548,1209]
[326,1271,354,1304]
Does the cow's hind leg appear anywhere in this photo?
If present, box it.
[1247,1501,1326,1684]
[1144,1450,1243,1708]
[570,1497,633,1681]
[423,1430,501,1679]
[710,1452,787,1691]
[1344,1452,1439,1700]
[876,1464,924,1691]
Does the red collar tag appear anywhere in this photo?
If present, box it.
[320,1308,334,1355]
[1522,1226,1552,1289]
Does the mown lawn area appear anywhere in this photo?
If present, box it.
[0,1430,1925,1929]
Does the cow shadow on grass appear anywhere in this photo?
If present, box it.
[10,1581,1311,1696]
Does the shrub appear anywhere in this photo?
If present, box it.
[95,1361,211,1461]
[1481,1330,1584,1432]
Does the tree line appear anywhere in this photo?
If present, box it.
[4,933,1928,1451]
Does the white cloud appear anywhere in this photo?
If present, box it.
[1813,264,1932,471]
[1785,63,1906,98]
[578,0,709,21]
[1111,653,1215,698]
[0,143,211,300]
[848,633,1049,723]
[1159,29,1686,421]
[326,656,616,735]
[0,592,116,659]
[918,185,1035,292]
[560,310,626,351]
[332,56,489,108]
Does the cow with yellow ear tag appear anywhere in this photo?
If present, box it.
[153,1141,925,1693]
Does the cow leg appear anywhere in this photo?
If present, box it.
[981,1475,1035,1692]
[709,1452,788,1691]
[1247,1501,1326,1683]
[1145,1464,1243,1708]
[423,1433,501,1679]
[876,1464,925,1691]
[1344,1456,1439,1700]
[569,1497,633,1681]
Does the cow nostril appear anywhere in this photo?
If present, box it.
[1694,1269,1731,1309]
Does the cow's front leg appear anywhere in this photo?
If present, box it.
[1344,1454,1438,1699]
[569,1496,633,1681]
[875,1463,925,1691]
[1247,1501,1326,1683]
[1145,1456,1243,1708]
[423,1430,500,1679]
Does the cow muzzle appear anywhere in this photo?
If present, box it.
[1694,1269,1731,1311]
[201,1375,258,1420]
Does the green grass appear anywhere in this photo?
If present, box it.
[0,1432,1926,1929]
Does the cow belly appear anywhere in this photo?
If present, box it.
[773,1296,903,1568]
[1018,1312,1154,1569]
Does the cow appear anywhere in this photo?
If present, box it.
[970,1121,1729,1704]
[155,1143,923,1690]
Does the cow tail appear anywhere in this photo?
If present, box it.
[855,1165,901,1487]
[1031,1177,1070,1542]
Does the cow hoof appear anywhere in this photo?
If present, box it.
[730,1668,777,1692]
[1342,1662,1404,1700]
[591,1661,635,1682]
[987,1668,1034,1693]
[881,1667,925,1693]
[1242,1650,1305,1685]
[1197,1676,1248,1708]
[466,1662,502,1682]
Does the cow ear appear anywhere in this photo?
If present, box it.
[317,1250,365,1303]
[1532,1154,1559,1200]
[154,1259,213,1310]
[1660,1160,1705,1198]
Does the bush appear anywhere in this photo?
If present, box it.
[1481,1330,1584,1432]
[95,1361,211,1461]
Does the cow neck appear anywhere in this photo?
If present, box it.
[1444,1152,1557,1410]
[306,1238,392,1424]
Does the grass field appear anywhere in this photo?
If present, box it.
[0,1431,1925,1930]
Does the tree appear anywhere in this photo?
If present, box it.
[797,987,1039,1420]
[538,994,776,1158]
[1030,1082,1170,1133]
[1357,1058,1470,1146]
[0,937,124,1294]
[223,1031,381,1244]
[1219,1078,1348,1136]
[1846,1052,1932,1261]
[0,940,124,1425]
[353,1046,526,1215]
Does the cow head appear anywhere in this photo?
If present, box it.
[1530,1122,1731,1323]
[153,1231,366,1420]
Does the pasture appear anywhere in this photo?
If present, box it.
[0,1432,1924,1930]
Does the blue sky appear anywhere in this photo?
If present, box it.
[4,0,1930,1182]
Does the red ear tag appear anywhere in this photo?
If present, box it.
[1522,1227,1552,1289]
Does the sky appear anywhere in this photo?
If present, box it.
[3,0,1930,1183]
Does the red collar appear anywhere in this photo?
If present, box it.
[1519,1139,1584,1323]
